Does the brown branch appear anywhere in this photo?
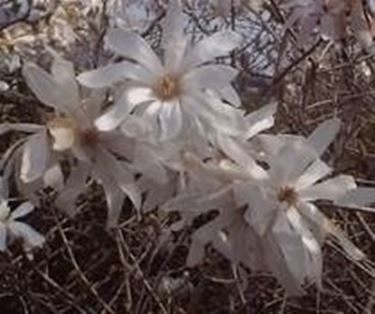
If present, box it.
[53,209,116,314]
[115,229,168,314]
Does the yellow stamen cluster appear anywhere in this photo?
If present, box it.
[277,186,298,207]
[153,75,180,101]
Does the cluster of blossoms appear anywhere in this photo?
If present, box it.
[0,0,375,296]
[283,0,375,49]
[1,0,374,78]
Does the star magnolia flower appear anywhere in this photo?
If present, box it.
[162,155,324,295]
[78,1,245,141]
[164,118,372,294]
[0,178,44,252]
[284,0,374,49]
[137,101,277,213]
[1,55,143,227]
[222,119,365,259]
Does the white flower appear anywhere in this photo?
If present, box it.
[229,119,371,282]
[211,102,277,161]
[143,103,277,213]
[78,0,245,141]
[1,55,143,227]
[0,178,44,253]
[162,155,317,295]
[225,118,364,257]
[0,121,52,194]
[284,0,374,49]
[163,118,371,294]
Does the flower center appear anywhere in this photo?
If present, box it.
[47,117,77,151]
[79,129,100,147]
[47,117,100,151]
[277,186,298,207]
[154,75,180,101]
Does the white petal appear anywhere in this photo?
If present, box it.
[95,147,141,210]
[22,63,71,114]
[298,202,365,261]
[102,182,125,229]
[327,225,366,261]
[9,221,45,249]
[286,207,323,287]
[55,163,90,216]
[255,134,302,157]
[77,61,153,88]
[202,92,246,136]
[162,190,203,213]
[163,185,232,214]
[95,90,143,131]
[139,176,175,213]
[268,139,317,185]
[296,202,328,242]
[350,1,372,49]
[0,178,6,200]
[182,30,242,70]
[43,163,64,190]
[185,93,246,136]
[121,116,148,138]
[100,130,135,158]
[140,177,167,209]
[20,131,50,183]
[182,65,238,92]
[81,89,106,120]
[0,123,44,136]
[243,188,278,236]
[295,159,332,191]
[133,145,168,184]
[187,216,226,266]
[299,175,356,202]
[125,87,156,105]
[105,28,163,74]
[136,162,168,184]
[265,216,308,294]
[0,223,7,251]
[95,105,128,131]
[162,1,188,73]
[159,101,183,141]
[225,220,249,264]
[216,134,267,180]
[336,187,375,212]
[51,56,80,107]
[0,200,10,220]
[243,103,277,140]
[216,85,241,107]
[136,101,161,135]
[307,118,341,157]
[162,0,184,49]
[10,202,34,220]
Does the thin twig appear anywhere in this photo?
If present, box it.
[115,229,168,314]
[53,209,116,314]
